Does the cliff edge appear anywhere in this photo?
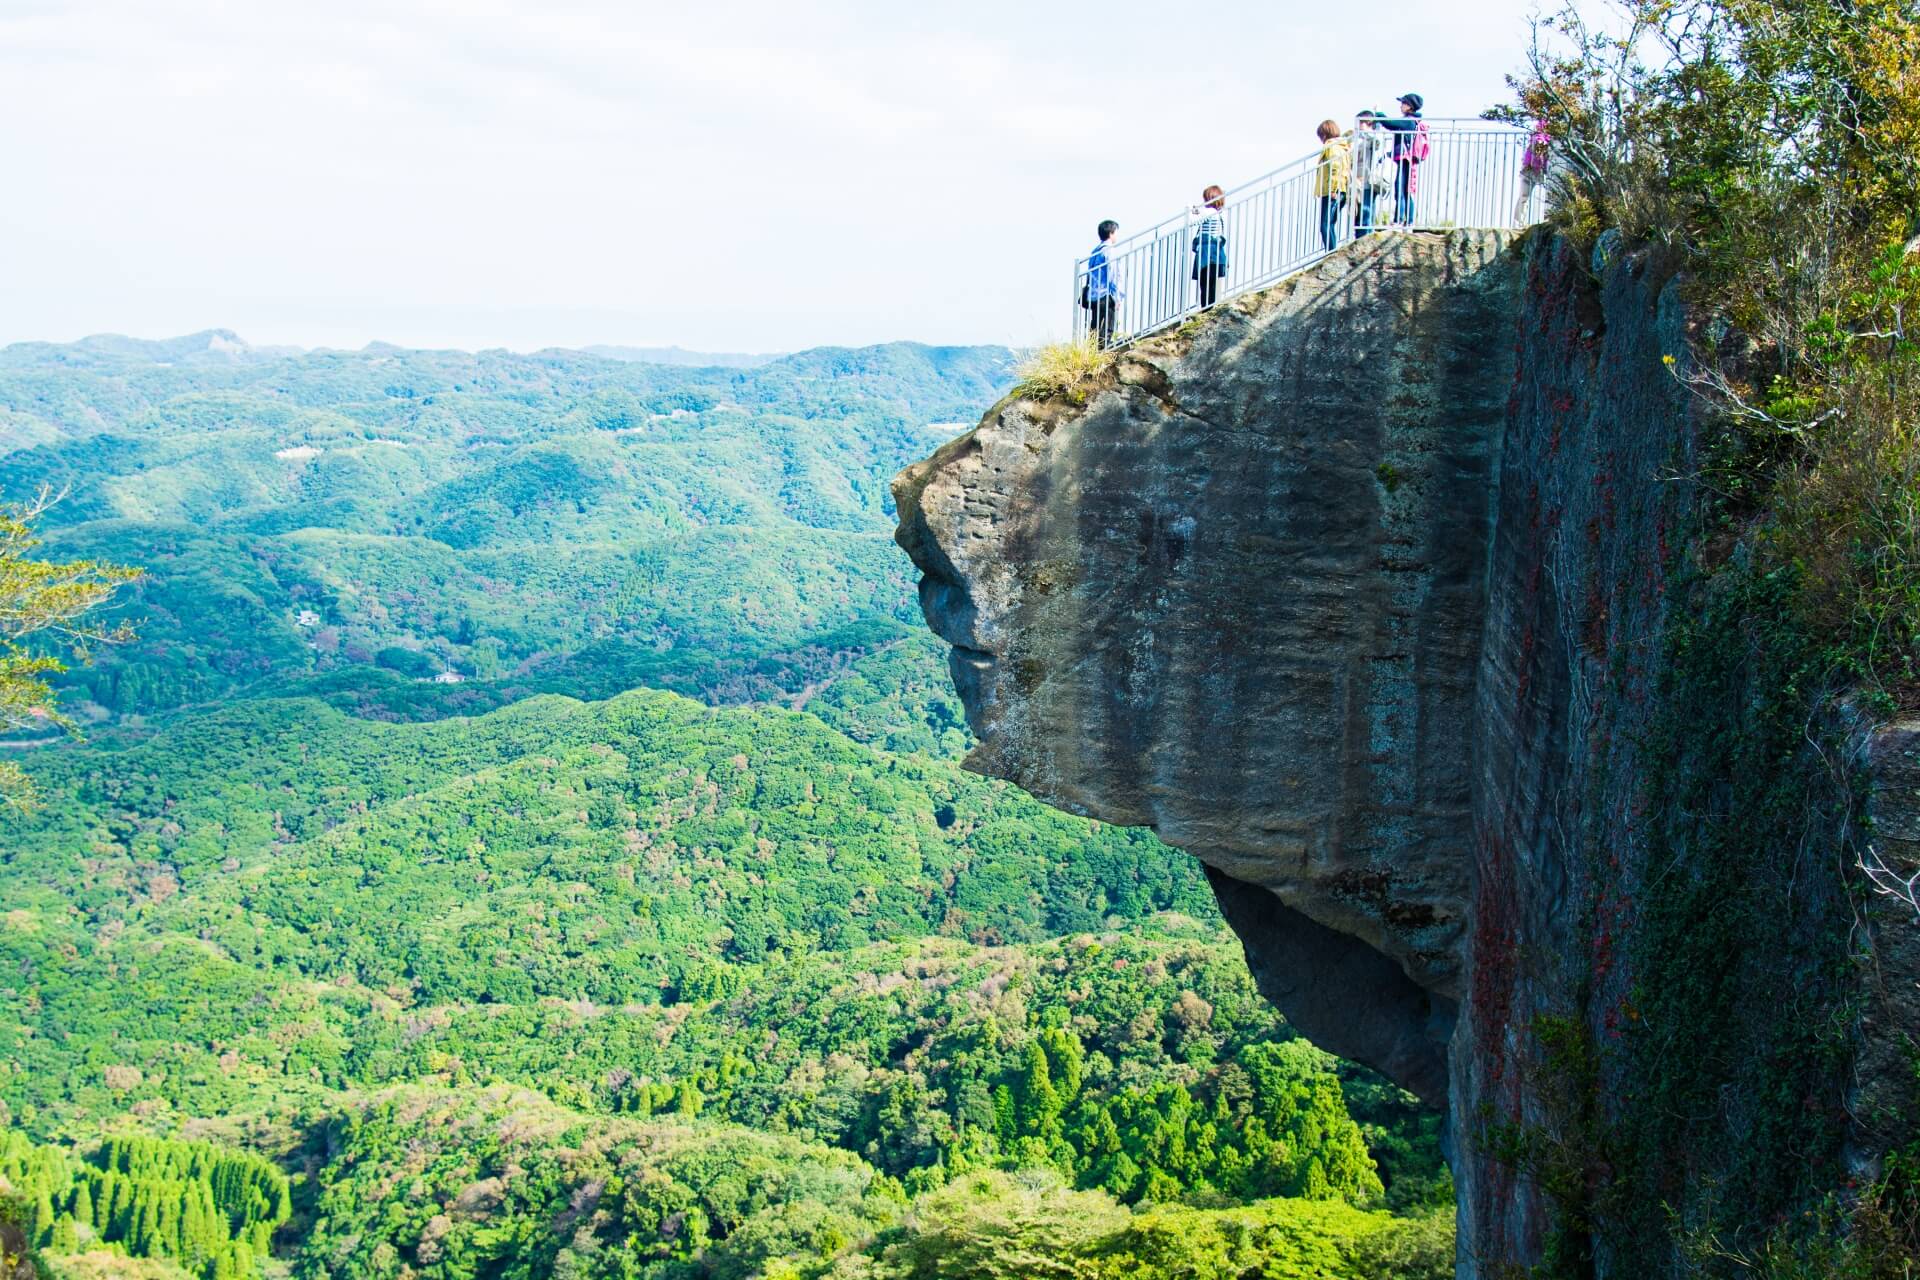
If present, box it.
[895,228,1919,1274]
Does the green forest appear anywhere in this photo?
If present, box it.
[0,335,1450,1278]
[0,336,1007,721]
[0,1133,289,1280]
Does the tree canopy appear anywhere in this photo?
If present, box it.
[0,488,138,810]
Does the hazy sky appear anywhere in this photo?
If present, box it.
[0,0,1539,353]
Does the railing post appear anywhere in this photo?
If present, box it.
[1179,207,1191,321]
[1073,258,1084,344]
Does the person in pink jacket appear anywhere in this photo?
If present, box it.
[1383,93,1429,225]
[1516,120,1551,223]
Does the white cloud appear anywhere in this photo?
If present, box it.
[0,0,1539,351]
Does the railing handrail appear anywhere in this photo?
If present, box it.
[1074,119,1546,348]
[1082,119,1526,265]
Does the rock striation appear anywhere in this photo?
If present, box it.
[896,231,1521,1106]
[895,228,1920,1274]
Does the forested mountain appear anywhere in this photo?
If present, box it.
[0,335,1009,718]
[0,334,1449,1279]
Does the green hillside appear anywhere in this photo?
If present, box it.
[1,684,1446,1276]
[0,334,1450,1279]
[278,1085,1446,1280]
[0,339,1009,718]
[2,686,1210,1127]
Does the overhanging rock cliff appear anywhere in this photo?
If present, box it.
[894,227,1920,1274]
[895,231,1522,1105]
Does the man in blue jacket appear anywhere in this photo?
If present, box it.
[1084,220,1123,349]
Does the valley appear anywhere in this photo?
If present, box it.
[0,333,1448,1280]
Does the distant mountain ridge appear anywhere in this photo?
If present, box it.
[580,343,781,368]
[0,330,933,374]
[0,328,299,369]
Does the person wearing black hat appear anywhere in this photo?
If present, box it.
[1383,93,1428,226]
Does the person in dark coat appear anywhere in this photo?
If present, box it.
[1190,186,1228,308]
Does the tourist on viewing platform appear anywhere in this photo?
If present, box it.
[1083,219,1123,349]
[1383,93,1429,225]
[1516,119,1551,223]
[1314,120,1352,251]
[1190,186,1229,308]
[1350,111,1393,236]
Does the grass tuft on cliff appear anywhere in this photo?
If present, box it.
[1013,338,1110,404]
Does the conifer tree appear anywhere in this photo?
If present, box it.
[127,1193,150,1256]
[1039,1026,1084,1104]
[180,1182,208,1268]
[992,1085,1017,1146]
[1017,1042,1060,1136]
[212,1241,248,1280]
[110,1175,134,1241]
[29,1188,53,1248]
[67,1180,91,1235]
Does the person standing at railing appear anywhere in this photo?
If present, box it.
[1515,120,1551,224]
[1083,220,1124,349]
[1314,121,1352,251]
[1383,93,1429,225]
[1190,187,1229,308]
[1350,111,1393,236]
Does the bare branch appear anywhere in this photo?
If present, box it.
[1859,844,1920,924]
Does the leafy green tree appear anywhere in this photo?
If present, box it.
[992,1086,1017,1147]
[0,488,138,810]
[878,1170,1125,1280]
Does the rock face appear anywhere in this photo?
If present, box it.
[1454,231,1699,1263]
[895,228,1920,1273]
[896,231,1521,1105]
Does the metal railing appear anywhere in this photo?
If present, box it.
[1074,119,1549,347]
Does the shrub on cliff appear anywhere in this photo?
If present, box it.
[1012,340,1109,406]
[1514,0,1920,696]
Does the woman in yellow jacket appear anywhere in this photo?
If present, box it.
[1314,120,1352,252]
